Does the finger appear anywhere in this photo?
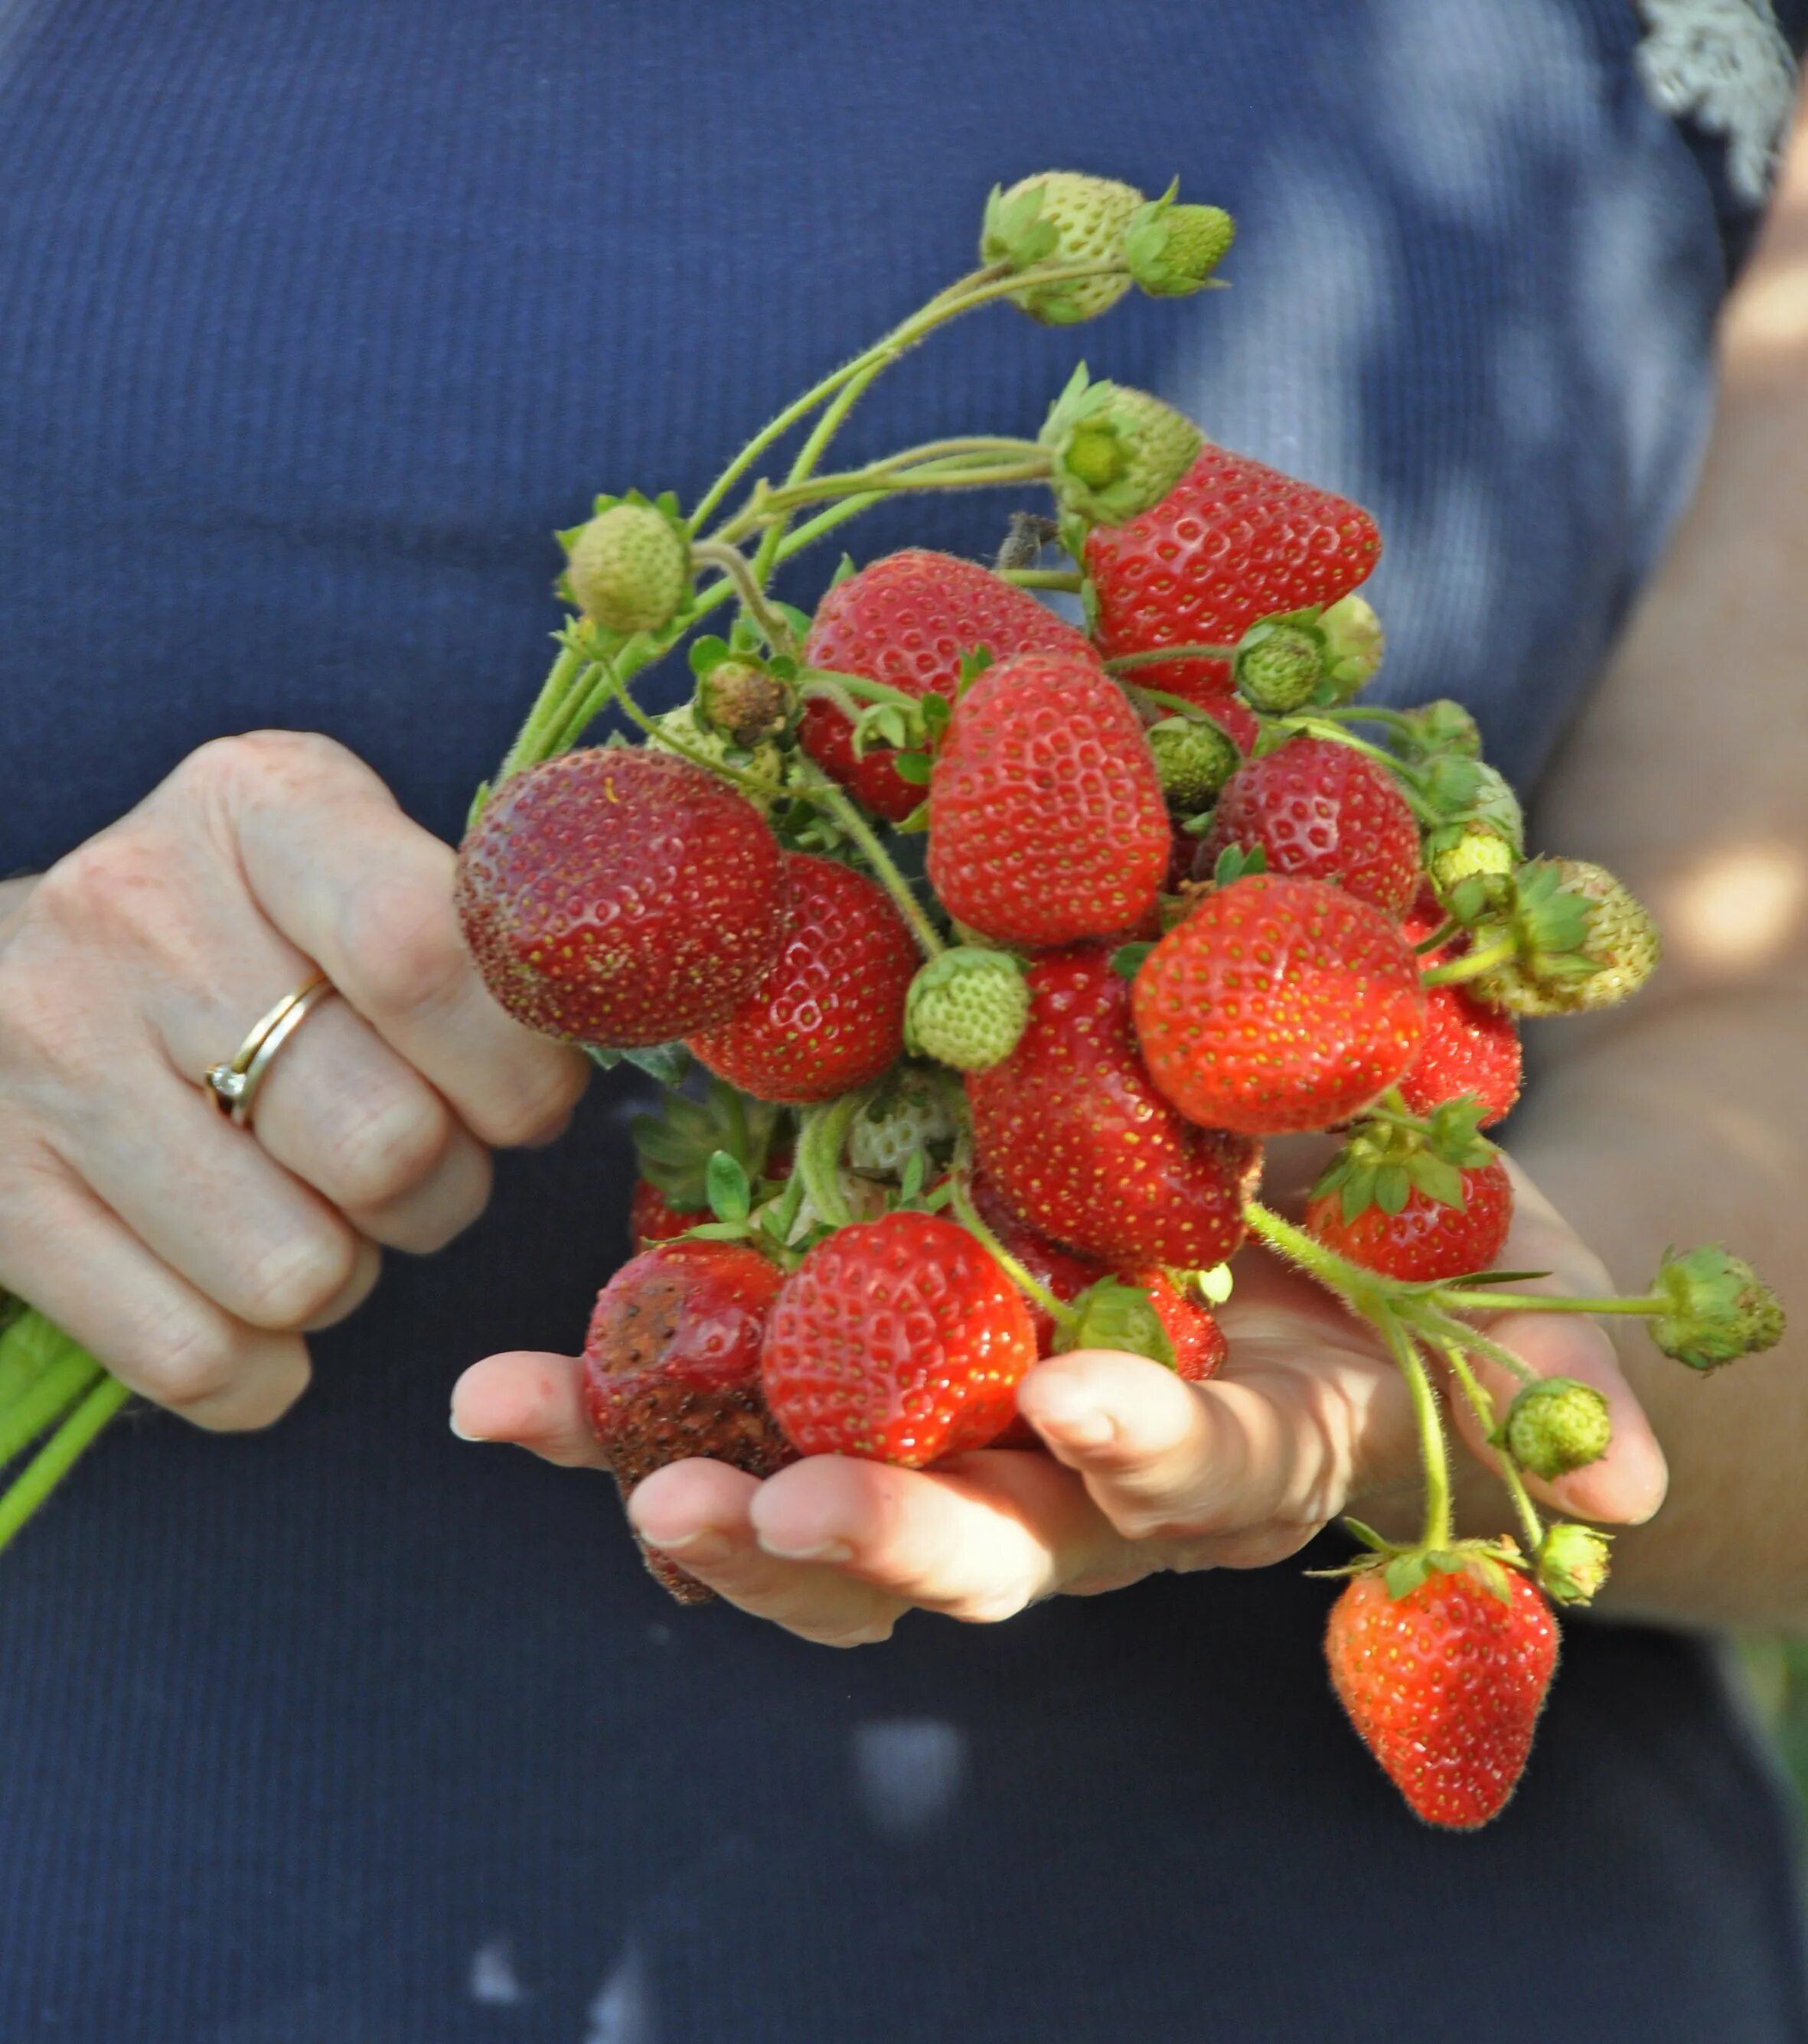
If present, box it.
[54,1051,375,1335]
[745,1451,1127,1623]
[452,1350,607,1469]
[630,1460,908,1646]
[1017,1338,1414,1565]
[1441,1310,1669,1526]
[0,1157,312,1429]
[204,733,587,1149]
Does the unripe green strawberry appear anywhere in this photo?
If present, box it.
[696,658,795,745]
[904,947,1030,1072]
[1147,715,1242,812]
[1503,1377,1612,1479]
[1122,187,1235,298]
[648,703,787,810]
[1650,1245,1786,1370]
[847,1071,958,1176]
[1428,821,1516,909]
[1537,1523,1613,1606]
[981,172,1143,324]
[1039,367,1203,525]
[1234,618,1323,712]
[1472,859,1659,1015]
[568,502,690,634]
[1319,593,1385,698]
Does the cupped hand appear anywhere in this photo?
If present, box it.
[452,1152,1666,1645]
[0,732,588,1429]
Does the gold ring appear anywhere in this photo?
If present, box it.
[204,971,337,1131]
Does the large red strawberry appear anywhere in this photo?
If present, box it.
[928,654,1171,947]
[800,549,1097,822]
[1133,874,1425,1134]
[1397,892,1522,1125]
[761,1211,1036,1465]
[456,748,786,1047]
[630,1178,697,1250]
[1085,446,1382,705]
[1325,1561,1558,1829]
[1306,1157,1513,1283]
[968,947,1258,1267]
[1196,736,1421,918]
[582,1239,795,1602]
[687,852,916,1102]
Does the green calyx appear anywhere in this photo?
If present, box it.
[647,703,788,810]
[1235,613,1326,712]
[1427,820,1519,917]
[1122,182,1235,298]
[566,497,692,636]
[1057,1276,1176,1371]
[1311,1097,1494,1224]
[1502,1377,1612,1479]
[904,947,1030,1072]
[629,1079,785,1216]
[1470,858,1658,1015]
[981,173,1144,325]
[1537,1522,1612,1606]
[1147,713,1242,811]
[1038,364,1202,524]
[1317,594,1385,700]
[1333,1521,1522,1603]
[1650,1245,1787,1371]
[1394,698,1482,761]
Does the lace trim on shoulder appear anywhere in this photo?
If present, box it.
[1635,0,1798,204]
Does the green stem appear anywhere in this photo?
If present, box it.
[1414,918,1462,955]
[497,639,591,783]
[1434,1289,1663,1319]
[1421,938,1517,988]
[796,767,945,960]
[998,568,1083,592]
[0,1374,130,1557]
[1379,1314,1453,1550]
[742,455,1051,525]
[795,1093,871,1230]
[1242,1198,1389,1317]
[1402,1302,1540,1386]
[1316,704,1424,739]
[689,540,801,657]
[1104,643,1239,673]
[0,1347,99,1468]
[947,1170,1073,1330]
[1435,1335,1544,1556]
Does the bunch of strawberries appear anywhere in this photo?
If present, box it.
[461,174,1779,1828]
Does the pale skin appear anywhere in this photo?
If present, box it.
[3,126,1805,1636]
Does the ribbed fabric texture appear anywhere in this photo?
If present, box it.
[2,3,1805,2040]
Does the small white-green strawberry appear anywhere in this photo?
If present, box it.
[903,947,1031,1073]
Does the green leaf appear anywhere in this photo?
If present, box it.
[1410,1155,1467,1210]
[585,1045,624,1071]
[1212,842,1265,886]
[1374,1164,1411,1216]
[830,553,859,589]
[893,800,932,836]
[1111,942,1154,980]
[1340,1517,1392,1555]
[919,693,951,738]
[688,634,733,678]
[890,751,932,787]
[1061,1278,1177,1371]
[1383,1552,1431,1599]
[898,1149,926,1205]
[621,1042,692,1087]
[957,646,994,691]
[706,1149,752,1226]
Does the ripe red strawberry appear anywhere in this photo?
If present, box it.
[761,1212,1036,1465]
[1134,874,1425,1134]
[1196,736,1421,918]
[687,852,916,1102]
[456,748,786,1048]
[1117,1267,1229,1381]
[582,1240,795,1602]
[630,1178,697,1250]
[1396,892,1522,1126]
[968,947,1259,1267]
[1325,1562,1558,1829]
[928,654,1171,947]
[1085,446,1382,705]
[801,549,1097,822]
[1306,1157,1513,1282]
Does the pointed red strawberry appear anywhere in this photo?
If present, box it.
[928,654,1170,947]
[800,549,1097,822]
[687,852,917,1103]
[761,1212,1036,1465]
[968,946,1259,1267]
[1133,874,1425,1135]
[1307,1157,1513,1283]
[630,1178,697,1250]
[1085,446,1381,705]
[456,748,786,1047]
[1325,1561,1558,1829]
[582,1240,795,1602]
[1396,892,1522,1125]
[1196,735,1421,918]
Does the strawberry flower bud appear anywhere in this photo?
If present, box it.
[981,172,1144,325]
[1318,594,1385,699]
[1650,1245,1787,1371]
[1537,1522,1613,1606]
[1234,616,1325,712]
[1503,1377,1612,1478]
[568,500,691,635]
[1122,184,1236,298]
[904,947,1030,1072]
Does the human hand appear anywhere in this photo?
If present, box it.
[0,732,588,1429]
[452,1151,1666,1643]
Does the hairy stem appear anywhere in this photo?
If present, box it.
[0,1374,131,1558]
[1435,1335,1545,1555]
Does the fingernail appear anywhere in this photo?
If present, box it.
[1029,1384,1114,1449]
[645,1527,733,1566]
[449,1413,488,1443]
[757,1534,855,1564]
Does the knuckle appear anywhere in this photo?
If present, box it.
[468,1061,583,1151]
[26,830,165,946]
[127,1306,246,1413]
[176,729,353,806]
[237,1224,361,1330]
[339,875,468,1024]
[323,1085,455,1211]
